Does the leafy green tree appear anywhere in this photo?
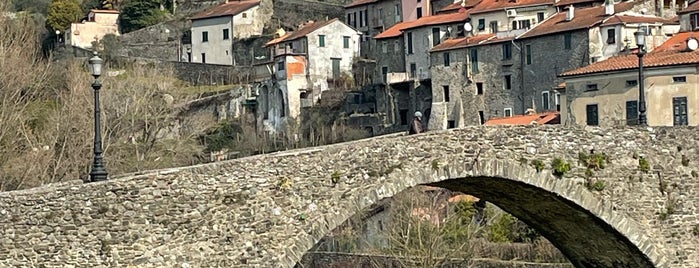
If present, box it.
[81,0,101,11]
[118,0,166,33]
[45,0,83,32]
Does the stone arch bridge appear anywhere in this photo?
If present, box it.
[0,126,697,268]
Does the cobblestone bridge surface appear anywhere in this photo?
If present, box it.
[0,126,697,268]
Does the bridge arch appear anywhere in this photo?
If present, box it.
[293,158,666,268]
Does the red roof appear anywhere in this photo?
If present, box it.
[375,21,418,39]
[265,19,341,46]
[560,31,699,76]
[90,9,120,14]
[599,14,677,26]
[430,33,495,52]
[438,0,482,13]
[345,0,379,8]
[470,0,554,14]
[677,0,699,14]
[553,0,602,7]
[519,1,637,39]
[402,11,471,30]
[485,111,560,125]
[191,0,260,20]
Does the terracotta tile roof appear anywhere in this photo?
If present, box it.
[90,9,120,14]
[264,19,340,46]
[402,11,471,30]
[345,0,379,8]
[484,111,560,125]
[438,0,482,13]
[519,1,637,39]
[430,33,495,51]
[375,21,418,39]
[600,14,678,26]
[677,0,699,14]
[553,0,602,7]
[191,0,260,20]
[470,0,554,14]
[560,31,699,76]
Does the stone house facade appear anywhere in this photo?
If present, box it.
[516,1,676,114]
[678,0,699,31]
[345,0,404,60]
[65,9,120,49]
[468,0,555,36]
[258,19,361,133]
[559,31,699,127]
[189,0,270,65]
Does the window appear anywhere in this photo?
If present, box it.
[347,13,351,24]
[395,4,401,22]
[447,120,456,129]
[381,66,388,82]
[417,7,423,19]
[537,12,545,22]
[242,12,247,18]
[382,41,387,53]
[443,85,450,102]
[607,28,615,44]
[626,100,638,125]
[201,53,206,63]
[443,52,450,66]
[586,104,599,126]
[489,21,498,33]
[394,40,400,52]
[504,108,513,117]
[359,10,364,27]
[277,61,284,70]
[410,63,417,78]
[502,42,512,60]
[363,10,368,26]
[476,82,483,95]
[673,76,687,83]
[542,91,550,110]
[470,48,479,73]
[318,35,325,47]
[525,45,531,65]
[223,29,229,40]
[432,27,440,46]
[626,80,638,87]
[478,111,485,125]
[477,19,485,31]
[564,32,572,49]
[512,19,531,30]
[691,13,699,29]
[586,84,599,91]
[343,36,350,48]
[352,12,357,28]
[202,31,208,42]
[504,75,512,90]
[555,92,561,111]
[407,32,413,54]
[399,109,409,125]
[673,97,688,125]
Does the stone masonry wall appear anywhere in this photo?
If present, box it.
[164,61,253,85]
[298,252,574,268]
[519,30,589,113]
[0,126,697,267]
[272,0,347,30]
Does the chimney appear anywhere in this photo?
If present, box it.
[566,5,575,21]
[604,0,614,15]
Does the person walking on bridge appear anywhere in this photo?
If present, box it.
[409,111,424,135]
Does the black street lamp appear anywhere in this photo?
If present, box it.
[634,28,648,126]
[88,53,108,182]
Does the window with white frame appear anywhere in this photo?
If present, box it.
[542,91,550,110]
[504,108,513,117]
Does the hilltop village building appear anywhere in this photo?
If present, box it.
[65,9,120,51]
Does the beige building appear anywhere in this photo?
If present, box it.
[65,9,120,49]
[259,19,362,133]
[189,0,269,65]
[559,31,699,126]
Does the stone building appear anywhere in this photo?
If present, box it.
[467,0,555,37]
[258,19,361,133]
[559,31,699,126]
[188,0,270,65]
[515,0,677,115]
[677,0,699,31]
[344,0,403,61]
[65,9,120,50]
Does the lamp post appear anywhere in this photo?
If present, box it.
[55,30,60,47]
[88,53,108,182]
[634,29,647,126]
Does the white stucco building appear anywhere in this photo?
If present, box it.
[188,0,267,65]
[65,9,120,49]
[258,19,361,133]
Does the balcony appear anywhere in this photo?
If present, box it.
[386,72,411,84]
[252,62,274,82]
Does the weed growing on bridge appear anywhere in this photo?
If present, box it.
[277,176,293,191]
[431,159,440,170]
[659,195,678,221]
[368,163,404,178]
[577,151,608,171]
[638,157,650,173]
[585,180,606,191]
[681,155,690,167]
[551,158,571,178]
[693,224,699,236]
[530,160,545,172]
[692,170,698,178]
[518,157,528,166]
[331,171,342,185]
